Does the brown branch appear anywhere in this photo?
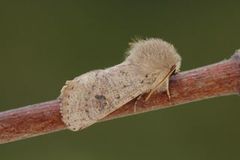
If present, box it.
[0,52,240,144]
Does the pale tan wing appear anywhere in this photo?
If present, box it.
[60,64,157,131]
[87,64,155,120]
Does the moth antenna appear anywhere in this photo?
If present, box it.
[145,64,176,101]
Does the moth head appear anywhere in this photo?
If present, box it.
[125,38,181,74]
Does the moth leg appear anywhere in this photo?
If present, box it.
[145,75,169,101]
[145,65,176,101]
[166,78,171,99]
[134,94,143,112]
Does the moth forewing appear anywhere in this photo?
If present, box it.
[60,38,182,131]
[60,63,158,131]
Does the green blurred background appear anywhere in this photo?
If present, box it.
[0,1,240,159]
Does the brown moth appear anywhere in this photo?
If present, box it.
[59,38,181,131]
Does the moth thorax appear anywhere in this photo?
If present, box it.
[126,38,181,73]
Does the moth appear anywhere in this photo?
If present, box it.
[59,38,181,131]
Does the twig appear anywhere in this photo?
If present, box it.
[0,52,240,144]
